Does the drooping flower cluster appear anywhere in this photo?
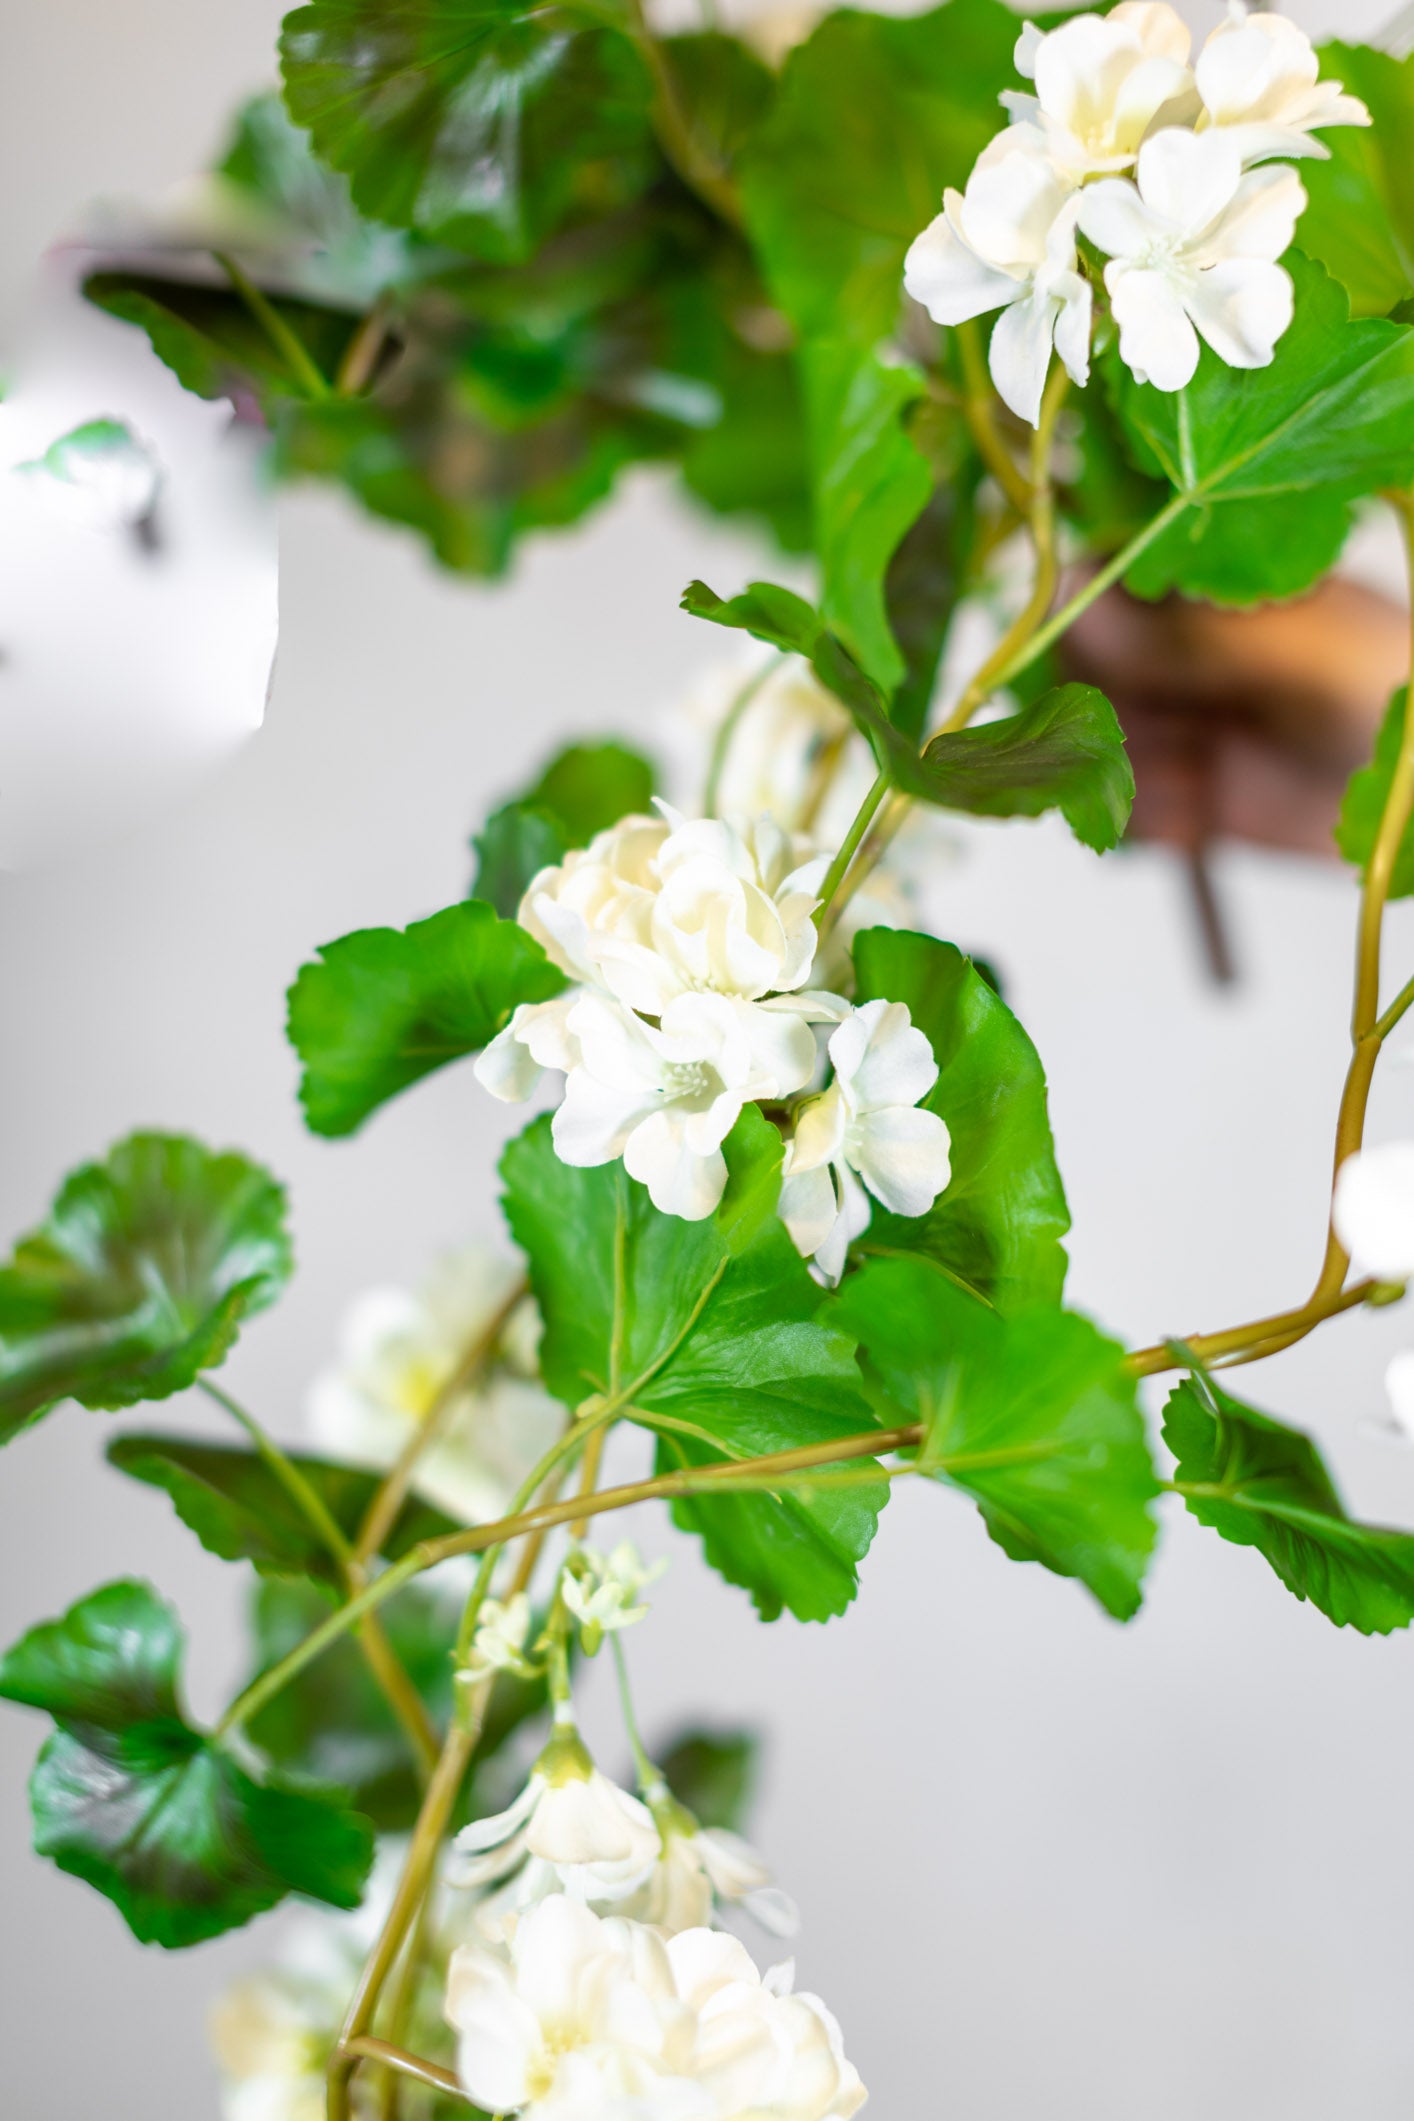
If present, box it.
[475,802,951,1278]
[307,1245,562,1526]
[904,3,1370,421]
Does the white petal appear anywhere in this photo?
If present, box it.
[1111,2,1191,65]
[903,210,1020,327]
[1185,258,1293,369]
[1050,269,1093,388]
[987,290,1058,427]
[733,998,819,1098]
[785,1083,848,1173]
[834,999,939,1114]
[1013,19,1043,79]
[779,1163,841,1261]
[473,1002,558,1103]
[1386,1350,1414,1442]
[1200,162,1305,264]
[1076,177,1160,262]
[570,991,668,1094]
[1106,263,1201,390]
[553,1068,654,1167]
[962,128,1075,269]
[444,1945,540,2111]
[850,1106,953,1219]
[1333,1143,1414,1280]
[623,1111,728,1220]
[1135,126,1241,235]
[454,1774,541,1856]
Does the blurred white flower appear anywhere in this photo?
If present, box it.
[620,1795,799,1939]
[1333,1142,1414,1281]
[307,1246,562,1526]
[1195,11,1370,165]
[453,1730,662,1909]
[1078,128,1303,391]
[444,1895,866,2119]
[16,416,162,533]
[904,125,1092,426]
[692,655,876,847]
[1004,3,1197,176]
[551,989,820,1222]
[781,1000,951,1284]
[460,1591,536,1684]
[562,1542,666,1649]
[520,806,825,1017]
[210,1977,325,2121]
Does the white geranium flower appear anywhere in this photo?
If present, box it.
[1005,3,1198,175]
[781,1000,951,1285]
[306,1246,562,1526]
[453,1731,662,1908]
[1332,1142,1414,1281]
[552,989,819,1222]
[904,125,1092,427]
[460,1591,536,1684]
[562,1542,666,1649]
[1195,10,1370,165]
[1078,127,1304,392]
[210,1977,325,2121]
[444,1896,866,2120]
[519,806,825,1017]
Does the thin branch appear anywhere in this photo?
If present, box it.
[212,250,330,399]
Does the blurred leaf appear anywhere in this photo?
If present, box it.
[658,1726,757,1832]
[247,1577,549,1831]
[279,0,656,262]
[471,739,657,914]
[0,1580,373,1945]
[852,928,1069,1311]
[1164,1371,1414,1634]
[1335,687,1414,897]
[84,270,361,405]
[0,1135,290,1444]
[835,1259,1159,1619]
[665,32,776,173]
[502,1111,885,1622]
[287,898,566,1137]
[106,1435,457,1586]
[1300,45,1414,318]
[884,413,981,743]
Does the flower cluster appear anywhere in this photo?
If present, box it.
[904,3,1370,422]
[475,802,951,1278]
[307,1245,562,1527]
[445,1896,864,2121]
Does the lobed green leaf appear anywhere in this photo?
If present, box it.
[1300,45,1414,319]
[287,897,566,1137]
[0,1134,291,1444]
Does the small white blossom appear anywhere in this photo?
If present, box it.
[619,1793,799,1939]
[1332,1142,1414,1282]
[781,1001,951,1285]
[453,1731,662,1912]
[1195,10,1370,166]
[444,1895,866,2120]
[307,1247,562,1527]
[460,1592,536,1684]
[904,125,1092,426]
[1004,4,1197,177]
[562,1542,666,1648]
[695,655,877,847]
[519,806,825,1017]
[1077,127,1304,392]
[551,989,819,1222]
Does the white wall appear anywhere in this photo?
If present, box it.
[4,4,1414,2117]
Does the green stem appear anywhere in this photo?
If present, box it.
[813,772,890,932]
[611,1633,658,1792]
[1125,1277,1378,1380]
[212,250,330,399]
[988,491,1191,695]
[1374,969,1414,1043]
[620,0,742,225]
[198,1379,354,1564]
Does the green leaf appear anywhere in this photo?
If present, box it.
[287,897,566,1137]
[883,411,981,744]
[105,1435,457,1586]
[0,1580,373,1945]
[279,0,656,263]
[740,0,1019,347]
[657,1726,757,1833]
[246,1576,546,1831]
[1111,254,1414,604]
[0,1134,291,1445]
[471,740,657,916]
[1299,45,1414,318]
[852,928,1070,1312]
[1164,1372,1414,1634]
[1123,487,1354,608]
[834,1258,1159,1619]
[663,32,776,175]
[83,271,361,407]
[919,682,1134,853]
[1334,686,1414,897]
[501,1110,886,1621]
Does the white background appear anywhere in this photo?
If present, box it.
[5,3,1414,2115]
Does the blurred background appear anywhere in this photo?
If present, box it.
[6,2,1414,2116]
